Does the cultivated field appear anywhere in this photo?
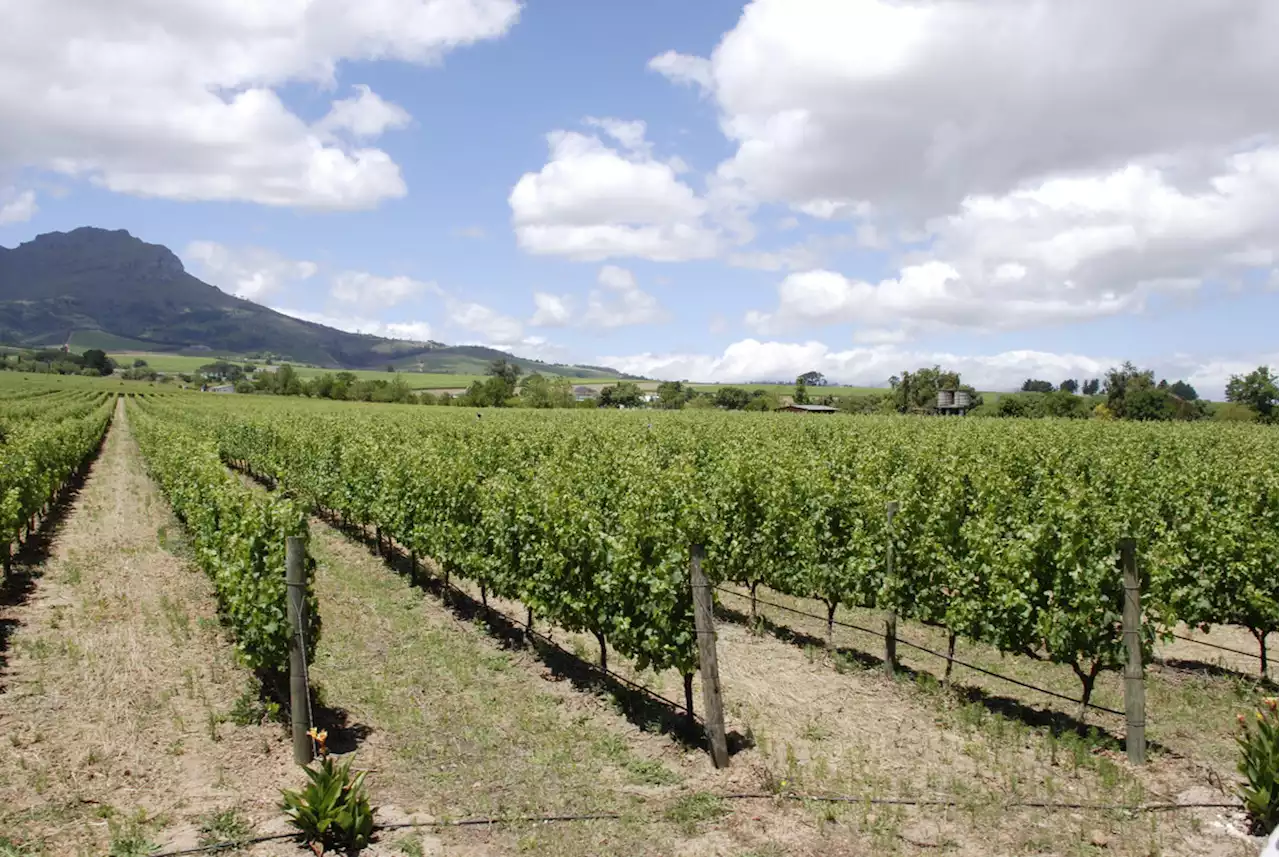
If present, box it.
[1,378,1274,856]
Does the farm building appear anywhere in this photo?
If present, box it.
[936,388,973,416]
[777,403,837,414]
[573,385,597,402]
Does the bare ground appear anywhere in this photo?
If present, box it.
[328,522,1262,857]
[0,403,296,856]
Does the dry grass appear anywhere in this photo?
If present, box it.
[0,403,296,856]
[385,547,1262,856]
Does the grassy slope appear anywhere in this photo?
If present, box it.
[105,351,629,390]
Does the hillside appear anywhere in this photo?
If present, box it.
[0,227,634,378]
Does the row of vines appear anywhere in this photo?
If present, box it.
[0,390,115,572]
[127,399,318,678]
[136,394,1278,706]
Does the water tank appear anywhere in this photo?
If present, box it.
[954,390,971,408]
[937,390,955,408]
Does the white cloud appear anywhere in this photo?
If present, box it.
[0,0,520,209]
[0,189,36,225]
[530,292,573,327]
[448,300,524,343]
[316,85,412,140]
[272,306,433,342]
[598,339,1275,398]
[662,0,1275,221]
[646,0,1277,330]
[584,118,651,157]
[647,51,713,94]
[508,124,718,261]
[583,265,669,328]
[330,271,436,308]
[184,240,318,301]
[746,149,1278,336]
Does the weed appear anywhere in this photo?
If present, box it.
[228,685,278,726]
[206,710,224,743]
[799,718,830,742]
[0,835,41,857]
[623,757,680,786]
[198,807,253,847]
[107,813,156,857]
[393,835,425,857]
[664,792,727,831]
[158,595,190,641]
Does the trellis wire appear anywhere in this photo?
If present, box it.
[714,585,1127,717]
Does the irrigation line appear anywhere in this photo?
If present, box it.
[718,792,1240,812]
[714,585,1126,717]
[1167,631,1273,662]
[148,793,1242,856]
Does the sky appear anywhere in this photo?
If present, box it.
[0,0,1277,396]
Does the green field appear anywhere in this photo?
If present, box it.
[67,330,168,352]
[105,350,628,390]
[690,382,886,397]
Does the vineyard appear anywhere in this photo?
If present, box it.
[126,393,1279,710]
[4,384,1277,855]
[1,388,114,573]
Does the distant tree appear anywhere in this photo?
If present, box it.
[1058,379,1079,394]
[1103,361,1156,418]
[657,380,694,410]
[997,395,1035,418]
[486,359,520,397]
[385,363,395,373]
[82,349,114,376]
[1021,379,1054,393]
[132,358,149,368]
[1124,387,1177,421]
[888,366,961,414]
[792,377,810,405]
[713,386,753,410]
[598,381,643,408]
[199,360,244,382]
[275,364,303,396]
[1225,366,1279,423]
[798,370,826,387]
[1081,378,1101,396]
[519,372,553,408]
[836,393,890,415]
[1168,380,1198,401]
[546,377,576,408]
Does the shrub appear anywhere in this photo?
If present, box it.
[281,729,375,854]
[1236,698,1278,833]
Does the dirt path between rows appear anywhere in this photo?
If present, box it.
[0,402,296,856]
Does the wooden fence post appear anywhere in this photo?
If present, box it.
[884,501,899,678]
[1121,538,1145,765]
[286,536,314,766]
[689,544,730,769]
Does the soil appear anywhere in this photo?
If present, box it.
[0,403,297,856]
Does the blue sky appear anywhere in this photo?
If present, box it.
[0,0,1276,395]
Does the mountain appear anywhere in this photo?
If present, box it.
[0,227,634,378]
